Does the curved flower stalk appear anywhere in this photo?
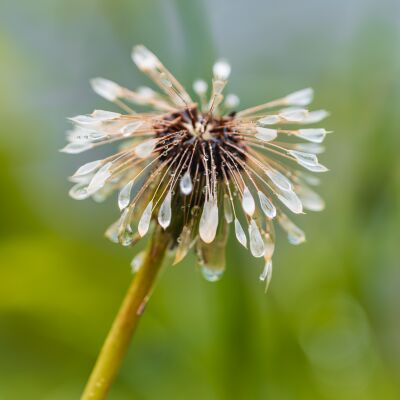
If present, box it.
[64,45,330,399]
[63,45,330,285]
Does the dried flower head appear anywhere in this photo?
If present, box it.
[63,45,330,284]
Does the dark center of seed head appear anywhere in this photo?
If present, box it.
[154,105,247,178]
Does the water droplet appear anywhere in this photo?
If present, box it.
[249,220,265,258]
[296,185,325,212]
[285,88,313,106]
[224,93,240,108]
[260,259,273,292]
[193,79,208,95]
[255,127,277,142]
[264,233,275,259]
[294,143,325,154]
[199,199,219,243]
[135,139,157,158]
[121,229,134,246]
[118,180,134,210]
[258,191,276,219]
[213,60,231,80]
[120,121,144,136]
[60,142,93,154]
[201,266,224,282]
[92,109,121,121]
[265,168,292,192]
[288,150,319,166]
[280,109,308,122]
[258,115,279,125]
[158,191,172,229]
[223,195,233,223]
[69,183,90,200]
[278,214,306,245]
[138,201,153,237]
[131,45,159,71]
[180,171,193,195]
[90,78,122,101]
[234,218,247,248]
[174,226,192,265]
[277,189,303,214]
[303,109,329,123]
[131,251,145,273]
[69,115,96,125]
[105,219,120,244]
[87,162,112,194]
[297,129,328,143]
[242,186,255,216]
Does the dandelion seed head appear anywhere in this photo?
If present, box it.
[64,45,330,284]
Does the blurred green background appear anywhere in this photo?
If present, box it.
[1,0,399,399]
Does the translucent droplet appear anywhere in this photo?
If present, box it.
[255,127,277,142]
[69,183,90,200]
[135,139,157,158]
[298,172,321,186]
[92,109,121,121]
[199,199,219,243]
[260,258,272,280]
[249,220,265,258]
[296,186,325,212]
[120,121,144,136]
[193,79,208,95]
[158,191,172,229]
[174,226,192,265]
[90,78,121,101]
[278,214,306,245]
[60,142,93,154]
[303,110,330,124]
[258,115,279,125]
[201,266,224,282]
[265,169,292,192]
[234,218,247,248]
[87,162,112,193]
[72,160,102,177]
[242,186,255,216]
[105,219,120,244]
[280,109,308,122]
[223,195,233,223]
[131,251,145,273]
[297,129,328,143]
[285,88,314,106]
[224,93,240,109]
[298,161,329,173]
[258,191,276,219]
[277,189,303,214]
[264,232,275,259]
[180,171,193,195]
[197,219,228,282]
[288,150,319,166]
[260,259,273,292]
[137,86,156,99]
[131,45,158,70]
[213,60,231,80]
[121,229,134,246]
[290,149,324,170]
[118,180,134,210]
[69,115,96,125]
[294,143,325,154]
[138,200,153,237]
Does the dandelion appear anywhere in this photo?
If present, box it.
[65,45,330,399]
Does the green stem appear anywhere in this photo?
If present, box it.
[81,228,171,400]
